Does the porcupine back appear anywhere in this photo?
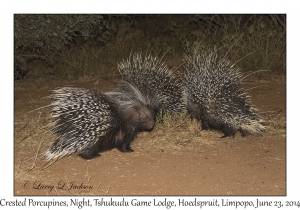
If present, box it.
[118,53,185,115]
[44,87,155,161]
[183,46,265,138]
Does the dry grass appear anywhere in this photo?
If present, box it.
[130,111,221,156]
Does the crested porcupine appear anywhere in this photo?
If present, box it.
[14,55,28,80]
[183,46,265,138]
[43,86,155,161]
[118,52,185,115]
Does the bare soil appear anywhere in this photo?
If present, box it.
[14,77,286,196]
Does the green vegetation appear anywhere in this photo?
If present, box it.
[14,14,286,79]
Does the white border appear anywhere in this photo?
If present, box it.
[2,1,298,209]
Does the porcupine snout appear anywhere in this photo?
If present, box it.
[125,104,155,132]
[139,107,155,131]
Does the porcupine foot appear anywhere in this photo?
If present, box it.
[118,142,134,153]
[79,150,101,159]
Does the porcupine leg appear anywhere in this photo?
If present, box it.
[238,129,248,137]
[79,141,101,159]
[118,142,134,153]
[220,125,236,138]
[117,132,135,153]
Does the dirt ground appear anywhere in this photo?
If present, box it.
[14,76,286,196]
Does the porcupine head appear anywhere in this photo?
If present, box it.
[110,100,155,154]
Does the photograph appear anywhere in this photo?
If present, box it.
[13,14,286,197]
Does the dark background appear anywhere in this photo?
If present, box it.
[14,14,286,80]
